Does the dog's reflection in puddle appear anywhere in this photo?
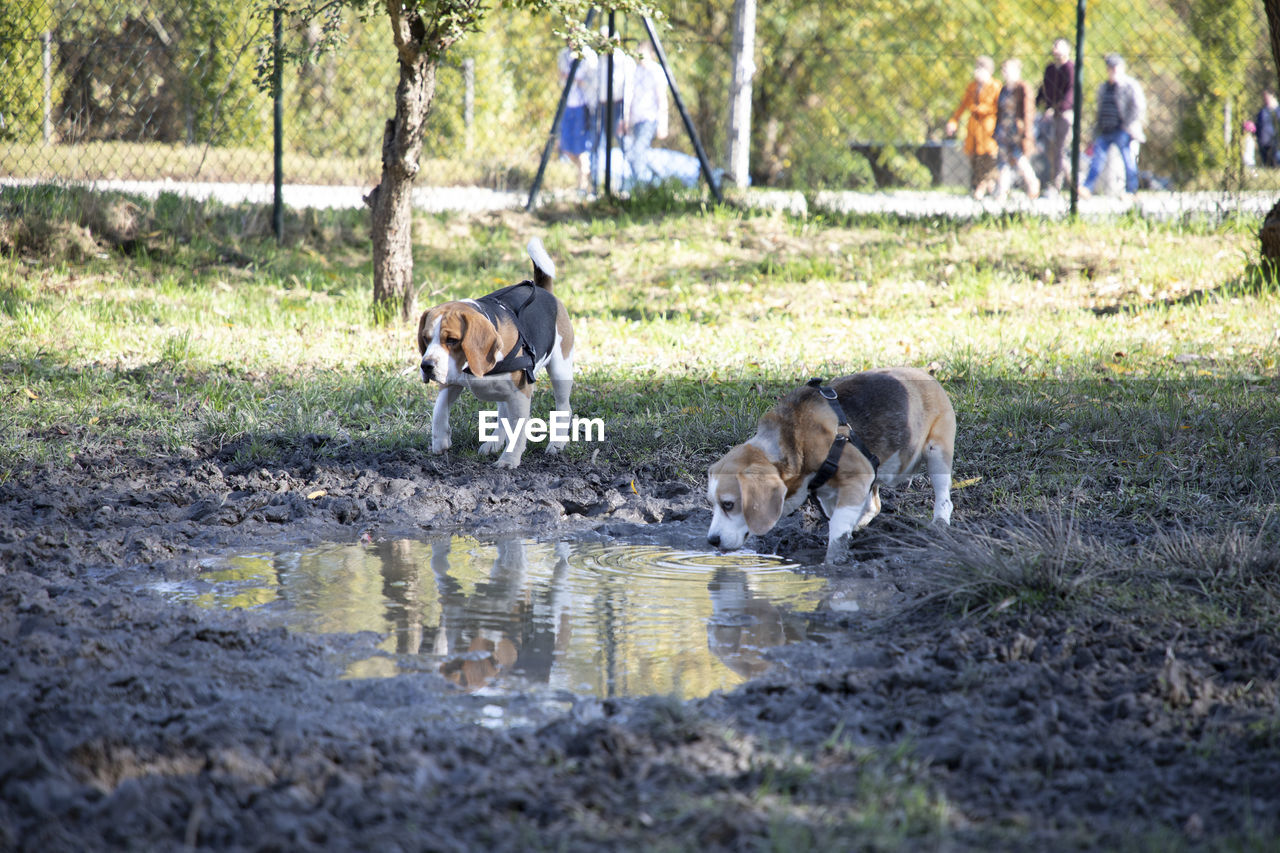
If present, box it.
[707,567,809,679]
[373,538,574,691]
[434,538,572,690]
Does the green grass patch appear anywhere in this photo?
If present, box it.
[2,185,1279,631]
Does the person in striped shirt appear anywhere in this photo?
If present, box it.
[1080,54,1146,197]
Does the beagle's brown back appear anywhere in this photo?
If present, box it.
[833,367,952,462]
[770,366,951,467]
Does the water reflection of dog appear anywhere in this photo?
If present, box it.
[706,568,807,678]
[410,538,574,690]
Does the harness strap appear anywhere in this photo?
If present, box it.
[807,434,851,495]
[804,378,880,514]
[465,282,541,383]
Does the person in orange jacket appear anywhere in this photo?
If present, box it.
[946,56,1000,198]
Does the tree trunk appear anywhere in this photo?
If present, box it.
[368,53,437,324]
[1263,0,1280,262]
[1268,0,1280,76]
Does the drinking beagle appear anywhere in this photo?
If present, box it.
[707,367,955,562]
[417,238,574,468]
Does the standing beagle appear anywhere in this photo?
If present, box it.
[707,367,955,562]
[417,238,574,468]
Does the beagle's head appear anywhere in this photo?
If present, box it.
[706,444,786,551]
[417,303,501,385]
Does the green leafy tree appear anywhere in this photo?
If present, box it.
[1173,0,1257,178]
[1270,0,1280,73]
[178,0,264,147]
[264,0,660,323]
[278,10,566,179]
[283,17,399,167]
[47,0,262,146]
[0,0,46,141]
[1260,0,1280,261]
[421,12,563,165]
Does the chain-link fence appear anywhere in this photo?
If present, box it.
[0,0,1275,198]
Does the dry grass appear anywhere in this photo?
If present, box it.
[885,512,1128,619]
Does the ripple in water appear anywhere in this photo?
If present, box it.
[161,536,828,700]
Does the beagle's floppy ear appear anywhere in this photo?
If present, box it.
[459,310,500,376]
[738,462,786,536]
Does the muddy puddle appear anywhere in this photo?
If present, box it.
[155,535,865,701]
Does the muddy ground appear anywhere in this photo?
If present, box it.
[2,443,1278,850]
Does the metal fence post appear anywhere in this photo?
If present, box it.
[640,16,722,202]
[1070,0,1085,217]
[41,31,52,143]
[605,10,616,199]
[463,58,475,156]
[525,7,599,210]
[273,5,284,243]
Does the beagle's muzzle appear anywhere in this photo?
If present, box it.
[706,367,956,562]
[416,237,574,468]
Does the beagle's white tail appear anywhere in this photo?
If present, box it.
[527,237,556,291]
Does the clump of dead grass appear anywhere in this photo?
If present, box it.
[1138,521,1280,626]
[1,186,144,259]
[892,511,1126,619]
[0,213,101,261]
[1,184,375,265]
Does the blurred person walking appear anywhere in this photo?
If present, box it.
[621,40,669,190]
[1254,90,1280,168]
[1080,54,1146,198]
[995,58,1040,200]
[946,56,1001,198]
[557,44,596,195]
[1035,38,1074,195]
[1243,118,1258,169]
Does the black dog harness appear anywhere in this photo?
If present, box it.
[464,282,558,383]
[805,377,879,513]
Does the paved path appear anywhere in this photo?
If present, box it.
[2,178,527,214]
[3,176,1275,222]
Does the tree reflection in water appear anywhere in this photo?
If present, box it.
[181,537,832,700]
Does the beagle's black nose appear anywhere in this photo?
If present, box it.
[707,533,721,548]
[420,362,434,383]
